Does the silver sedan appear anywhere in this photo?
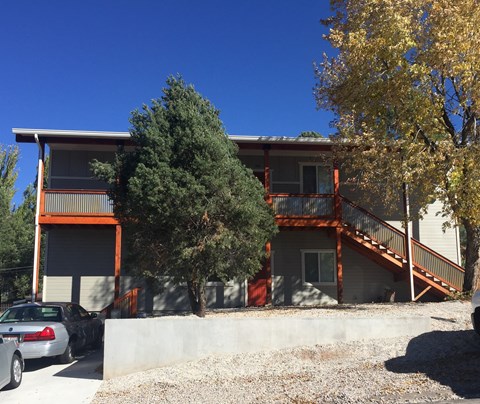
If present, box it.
[0,302,103,363]
[0,337,23,390]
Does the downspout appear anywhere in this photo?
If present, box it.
[32,134,44,302]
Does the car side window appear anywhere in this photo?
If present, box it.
[68,304,81,322]
[76,305,91,320]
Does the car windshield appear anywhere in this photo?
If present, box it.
[0,306,62,323]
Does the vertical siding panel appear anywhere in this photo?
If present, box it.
[418,200,460,264]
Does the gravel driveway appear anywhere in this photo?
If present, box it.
[92,300,479,403]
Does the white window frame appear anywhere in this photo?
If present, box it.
[301,249,337,286]
[299,163,333,194]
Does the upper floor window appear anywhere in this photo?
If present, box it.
[300,164,332,194]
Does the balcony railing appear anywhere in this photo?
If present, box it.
[271,194,334,217]
[42,190,113,215]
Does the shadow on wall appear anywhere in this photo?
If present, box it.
[274,275,337,306]
[385,329,480,399]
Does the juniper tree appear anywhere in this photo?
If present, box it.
[93,77,277,316]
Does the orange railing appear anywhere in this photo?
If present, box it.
[102,287,142,319]
[412,239,464,291]
[341,196,406,256]
[341,196,464,291]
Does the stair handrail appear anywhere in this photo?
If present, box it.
[340,195,464,291]
[411,238,464,273]
[411,238,464,290]
[340,196,406,256]
[101,287,142,319]
[340,196,406,238]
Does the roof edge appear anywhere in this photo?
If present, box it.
[12,128,332,145]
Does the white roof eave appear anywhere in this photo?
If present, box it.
[12,128,332,145]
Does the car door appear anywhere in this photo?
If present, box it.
[72,304,96,347]
[0,338,11,388]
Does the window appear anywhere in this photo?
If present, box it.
[302,250,336,285]
[300,164,332,194]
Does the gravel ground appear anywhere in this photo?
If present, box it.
[92,301,480,404]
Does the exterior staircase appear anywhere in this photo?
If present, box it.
[341,196,464,299]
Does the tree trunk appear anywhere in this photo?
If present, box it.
[187,278,207,317]
[462,220,480,292]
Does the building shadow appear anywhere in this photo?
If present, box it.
[23,347,103,381]
[53,348,103,380]
[385,329,480,398]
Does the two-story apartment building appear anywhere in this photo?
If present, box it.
[13,128,464,315]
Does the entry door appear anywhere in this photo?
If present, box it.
[247,171,269,306]
[247,266,268,306]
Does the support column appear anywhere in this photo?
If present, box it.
[264,145,272,305]
[265,241,272,305]
[336,227,344,304]
[114,224,122,301]
[32,136,45,302]
[333,163,341,221]
[333,163,343,304]
[263,145,271,203]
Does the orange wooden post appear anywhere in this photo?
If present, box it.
[263,146,272,304]
[333,163,341,221]
[131,288,138,317]
[336,226,344,304]
[263,146,271,204]
[114,225,122,301]
[333,163,343,304]
[265,241,272,305]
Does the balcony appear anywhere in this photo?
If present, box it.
[39,190,117,225]
[270,194,338,227]
[39,190,338,227]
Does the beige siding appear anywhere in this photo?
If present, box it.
[43,276,72,302]
[271,230,414,305]
[152,279,245,311]
[79,276,115,311]
[418,200,460,264]
[342,247,410,303]
[272,231,337,306]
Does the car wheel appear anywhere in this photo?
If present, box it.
[5,354,22,389]
[91,328,104,349]
[473,309,480,336]
[58,340,75,364]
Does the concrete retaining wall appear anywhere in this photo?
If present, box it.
[103,315,430,379]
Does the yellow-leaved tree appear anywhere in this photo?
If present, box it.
[316,0,480,292]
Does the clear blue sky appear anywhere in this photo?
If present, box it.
[0,1,335,201]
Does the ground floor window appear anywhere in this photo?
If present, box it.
[301,250,336,285]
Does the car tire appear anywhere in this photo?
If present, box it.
[91,328,104,349]
[58,340,75,364]
[473,308,480,336]
[5,354,22,389]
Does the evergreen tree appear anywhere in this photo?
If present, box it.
[93,76,277,316]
